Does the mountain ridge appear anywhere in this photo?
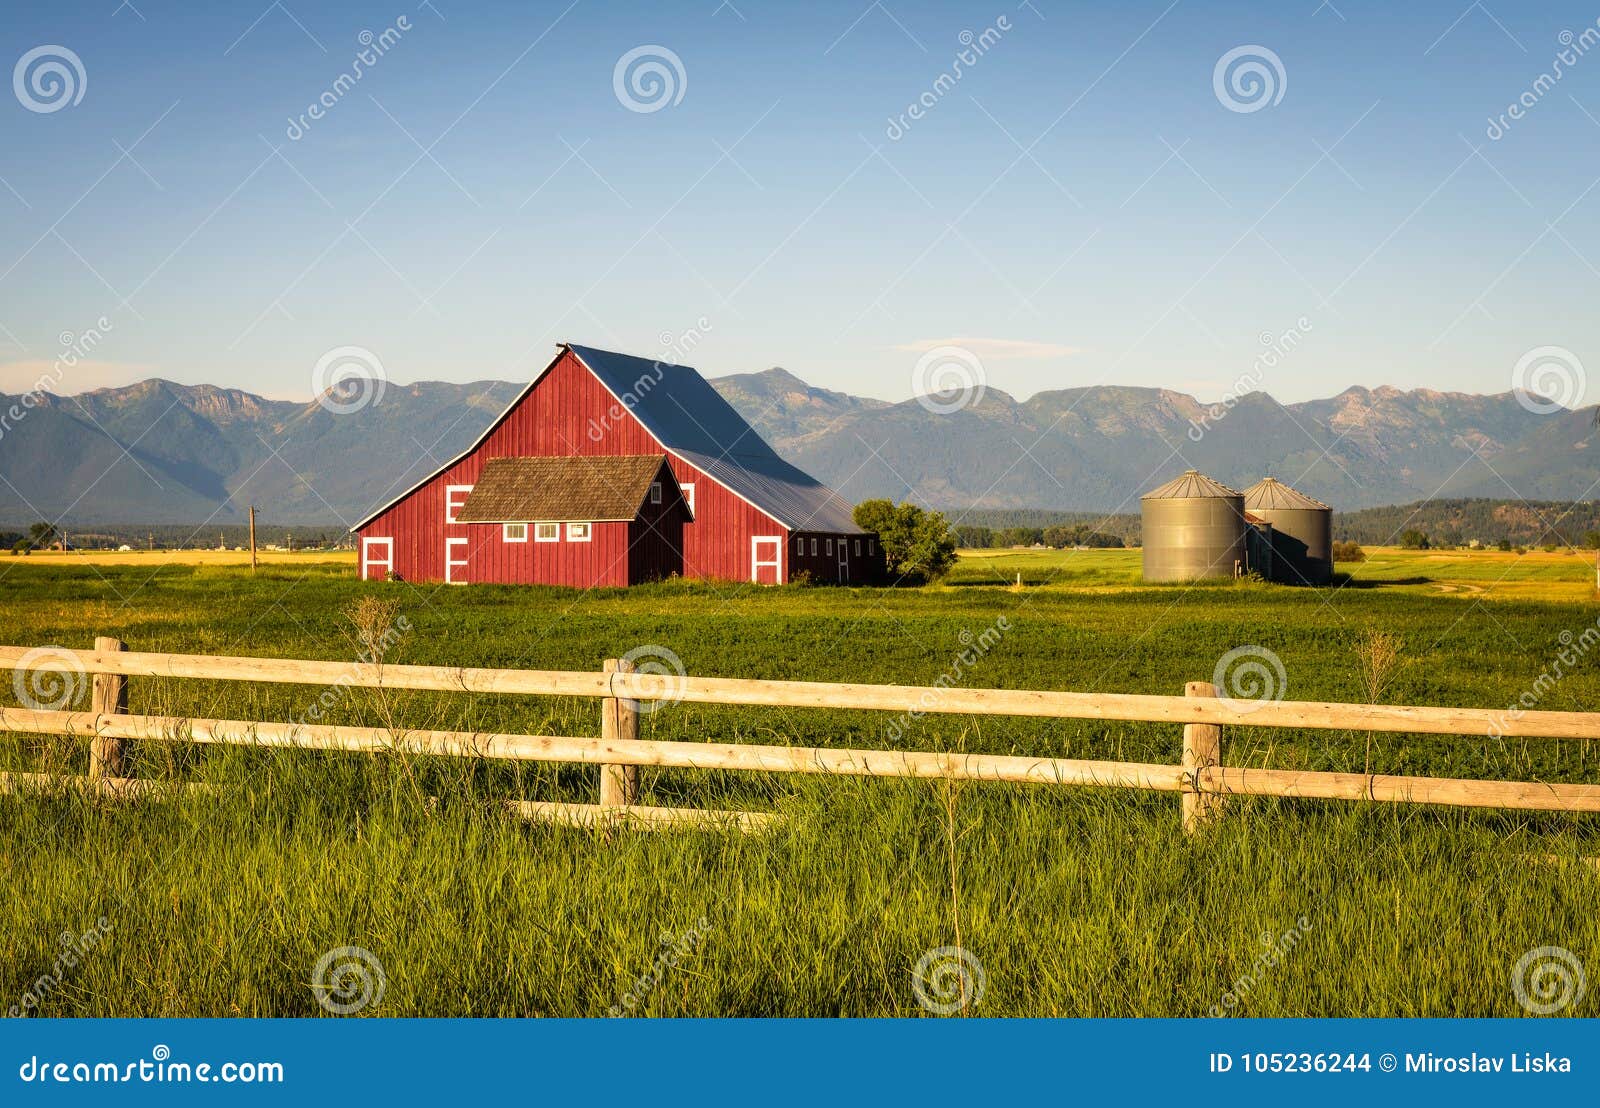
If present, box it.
[1,369,1591,524]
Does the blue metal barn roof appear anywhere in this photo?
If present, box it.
[566,344,863,534]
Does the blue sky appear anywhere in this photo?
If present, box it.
[2,0,1599,405]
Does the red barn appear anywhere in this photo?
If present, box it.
[350,343,881,587]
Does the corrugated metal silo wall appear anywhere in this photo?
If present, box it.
[1254,508,1333,584]
[1141,495,1248,581]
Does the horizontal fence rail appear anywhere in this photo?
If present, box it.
[2,644,1599,740]
[1,642,1598,829]
[1,706,1598,815]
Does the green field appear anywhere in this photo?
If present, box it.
[1,550,1597,1017]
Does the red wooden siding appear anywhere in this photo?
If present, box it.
[355,349,876,586]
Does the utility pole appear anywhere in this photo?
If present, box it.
[249,506,258,573]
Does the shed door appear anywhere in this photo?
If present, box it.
[751,536,783,585]
[836,538,849,582]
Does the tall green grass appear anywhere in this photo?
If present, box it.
[1,561,1596,1016]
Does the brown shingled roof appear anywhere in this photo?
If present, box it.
[455,455,676,523]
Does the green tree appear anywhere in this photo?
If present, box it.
[1399,529,1429,550]
[853,499,958,585]
[26,521,58,548]
[953,525,993,549]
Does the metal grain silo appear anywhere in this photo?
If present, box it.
[1140,470,1248,582]
[1243,477,1332,585]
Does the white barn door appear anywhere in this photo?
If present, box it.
[751,536,783,585]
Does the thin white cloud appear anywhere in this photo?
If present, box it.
[893,336,1084,360]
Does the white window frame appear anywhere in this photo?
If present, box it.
[445,484,473,524]
[854,539,862,556]
[751,535,783,585]
[361,537,393,581]
[869,539,877,556]
[795,535,805,557]
[444,536,469,585]
[567,522,592,542]
[681,482,696,515]
[535,522,559,543]
[503,523,528,543]
[649,482,662,505]
[826,538,833,556]
[810,538,818,556]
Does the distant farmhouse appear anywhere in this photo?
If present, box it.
[351,344,880,587]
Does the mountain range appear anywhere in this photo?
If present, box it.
[1,370,1595,525]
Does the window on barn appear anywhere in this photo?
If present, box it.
[535,523,559,543]
[794,536,804,557]
[681,482,696,514]
[810,538,818,555]
[826,539,833,556]
[869,539,877,556]
[649,482,662,505]
[854,539,862,556]
[503,523,527,543]
[567,522,592,542]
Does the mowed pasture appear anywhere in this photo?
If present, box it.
[0,549,1597,1017]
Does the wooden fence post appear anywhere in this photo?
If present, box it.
[89,636,128,780]
[1182,680,1222,833]
[599,658,639,807]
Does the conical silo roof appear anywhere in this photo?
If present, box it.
[1243,477,1330,511]
[1141,469,1240,500]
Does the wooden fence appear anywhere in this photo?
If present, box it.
[1,640,1599,832]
